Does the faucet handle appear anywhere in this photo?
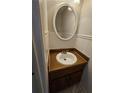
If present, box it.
[65,50,69,52]
[63,50,66,54]
[61,50,66,54]
[61,50,69,54]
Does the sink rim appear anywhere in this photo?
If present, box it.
[56,52,77,65]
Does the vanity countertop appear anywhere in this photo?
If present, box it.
[48,48,89,72]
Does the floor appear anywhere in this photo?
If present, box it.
[58,83,87,93]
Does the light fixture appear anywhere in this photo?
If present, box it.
[68,7,72,11]
[74,0,80,4]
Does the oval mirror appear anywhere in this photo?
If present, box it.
[53,4,77,40]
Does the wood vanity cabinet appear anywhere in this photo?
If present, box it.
[48,48,89,93]
[49,64,86,93]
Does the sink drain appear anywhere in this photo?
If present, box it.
[64,58,66,61]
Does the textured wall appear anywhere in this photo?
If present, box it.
[47,0,79,48]
[75,0,92,92]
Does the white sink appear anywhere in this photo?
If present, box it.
[56,52,77,65]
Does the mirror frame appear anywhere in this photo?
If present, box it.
[53,3,78,40]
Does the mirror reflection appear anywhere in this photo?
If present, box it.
[55,6,77,40]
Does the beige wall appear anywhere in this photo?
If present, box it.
[75,1,92,92]
[47,0,91,49]
[47,0,80,49]
[47,0,91,51]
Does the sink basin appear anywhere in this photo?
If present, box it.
[56,52,77,65]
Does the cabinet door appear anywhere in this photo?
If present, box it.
[69,71,82,86]
[50,77,69,93]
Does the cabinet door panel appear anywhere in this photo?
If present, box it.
[49,64,84,80]
[50,77,69,93]
[69,71,82,86]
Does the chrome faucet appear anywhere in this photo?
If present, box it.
[61,50,69,54]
